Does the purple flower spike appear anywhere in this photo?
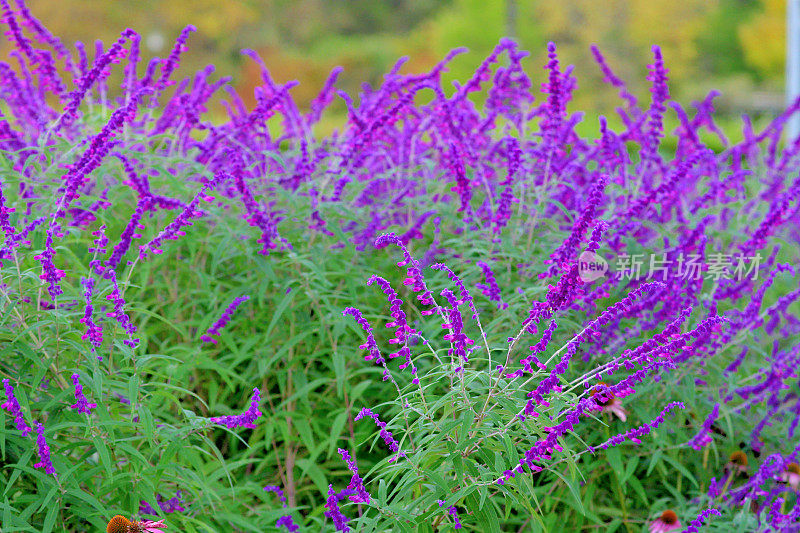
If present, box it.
[201,295,250,344]
[33,421,56,475]
[140,492,185,515]
[264,485,287,503]
[686,403,720,450]
[440,289,474,368]
[276,515,299,532]
[343,307,385,365]
[155,25,197,94]
[367,276,418,382]
[476,261,508,309]
[541,41,565,142]
[324,485,352,532]
[1,379,31,436]
[355,407,404,461]
[79,277,103,357]
[437,500,463,529]
[374,233,436,313]
[589,402,684,452]
[140,173,221,259]
[69,374,97,414]
[265,484,299,531]
[680,508,721,533]
[338,448,370,503]
[210,387,261,429]
[60,28,137,128]
[643,44,670,174]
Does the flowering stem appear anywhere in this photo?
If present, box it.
[715,471,736,506]
[604,418,632,533]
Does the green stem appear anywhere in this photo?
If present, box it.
[604,420,632,533]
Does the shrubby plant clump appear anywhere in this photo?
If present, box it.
[1,1,799,531]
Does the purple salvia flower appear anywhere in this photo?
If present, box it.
[541,41,565,143]
[139,491,185,516]
[159,492,185,513]
[642,45,670,177]
[324,485,352,532]
[139,500,157,516]
[39,91,148,300]
[33,49,65,97]
[588,402,684,453]
[139,174,219,258]
[69,373,97,414]
[230,165,286,255]
[440,288,474,370]
[343,307,397,383]
[32,229,65,300]
[0,0,35,64]
[686,402,720,450]
[448,142,471,212]
[437,500,463,530]
[79,276,103,357]
[275,515,299,532]
[153,25,196,95]
[306,66,343,126]
[431,263,479,318]
[375,232,436,313]
[1,379,31,436]
[104,269,138,347]
[88,225,109,275]
[492,137,522,238]
[543,174,608,278]
[680,508,721,533]
[123,30,141,97]
[200,295,250,344]
[456,38,514,98]
[0,176,17,259]
[338,448,370,503]
[476,261,507,309]
[59,29,136,128]
[341,308,379,364]
[589,45,638,109]
[106,196,148,269]
[507,319,557,379]
[265,484,299,531]
[209,387,261,429]
[32,421,55,475]
[367,275,418,383]
[355,407,403,461]
[515,357,677,477]
[264,485,287,504]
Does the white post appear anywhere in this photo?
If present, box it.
[788,0,800,140]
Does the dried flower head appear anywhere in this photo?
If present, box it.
[725,450,749,475]
[778,462,800,489]
[106,515,166,533]
[648,509,681,532]
[587,382,631,422]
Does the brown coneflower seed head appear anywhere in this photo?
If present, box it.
[729,451,748,467]
[591,382,615,405]
[107,516,132,533]
[787,463,800,475]
[660,510,679,525]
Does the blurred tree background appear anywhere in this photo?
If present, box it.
[0,0,789,121]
